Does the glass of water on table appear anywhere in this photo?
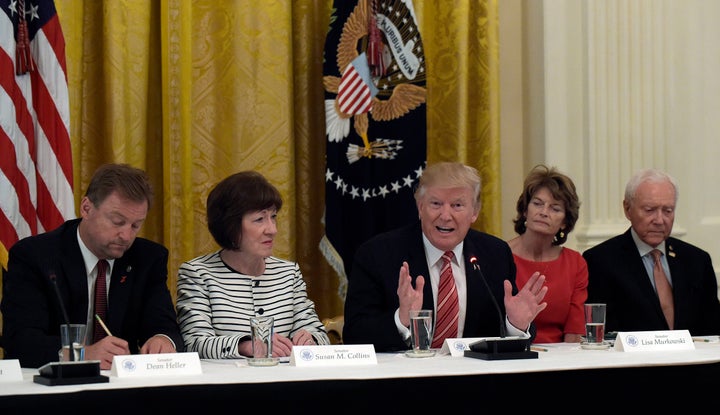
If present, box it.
[582,303,609,350]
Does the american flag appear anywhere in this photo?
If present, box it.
[0,0,74,270]
[337,53,378,115]
[321,0,427,296]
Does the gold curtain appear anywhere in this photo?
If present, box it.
[50,0,500,321]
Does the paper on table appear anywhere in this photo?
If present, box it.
[692,335,720,343]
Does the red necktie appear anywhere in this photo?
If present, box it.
[650,249,674,329]
[432,251,459,348]
[93,259,109,342]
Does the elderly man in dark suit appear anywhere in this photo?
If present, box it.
[2,163,184,369]
[583,168,720,335]
[343,162,548,351]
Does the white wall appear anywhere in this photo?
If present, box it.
[500,0,720,286]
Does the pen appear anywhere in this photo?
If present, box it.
[692,337,710,343]
[530,346,549,352]
[95,313,113,336]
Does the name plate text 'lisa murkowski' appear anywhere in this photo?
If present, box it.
[614,330,694,352]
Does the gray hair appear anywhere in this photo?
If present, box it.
[624,168,679,205]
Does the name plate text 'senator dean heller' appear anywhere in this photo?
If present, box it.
[111,352,202,378]
[290,345,377,367]
[614,330,695,352]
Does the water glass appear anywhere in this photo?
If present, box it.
[408,309,434,356]
[584,303,606,345]
[58,323,86,362]
[249,316,278,366]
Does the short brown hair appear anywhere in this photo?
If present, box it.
[512,164,580,245]
[206,171,283,250]
[85,163,153,209]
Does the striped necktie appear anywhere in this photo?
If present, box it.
[650,249,674,330]
[432,251,459,348]
[93,259,109,342]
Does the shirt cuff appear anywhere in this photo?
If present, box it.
[505,316,531,337]
[395,309,412,341]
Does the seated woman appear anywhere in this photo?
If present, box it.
[507,164,588,343]
[176,171,329,358]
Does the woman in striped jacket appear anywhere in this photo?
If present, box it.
[176,171,329,359]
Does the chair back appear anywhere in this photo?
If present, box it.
[322,315,344,345]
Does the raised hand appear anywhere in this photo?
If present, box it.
[396,261,425,327]
[504,271,548,332]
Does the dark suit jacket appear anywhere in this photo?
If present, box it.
[1,219,184,368]
[343,222,533,351]
[583,228,720,335]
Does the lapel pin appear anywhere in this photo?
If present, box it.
[120,276,127,283]
[126,265,132,272]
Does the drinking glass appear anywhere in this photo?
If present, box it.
[584,303,606,345]
[407,309,435,357]
[58,324,86,362]
[248,316,278,366]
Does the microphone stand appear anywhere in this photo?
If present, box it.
[33,274,109,386]
[464,258,538,360]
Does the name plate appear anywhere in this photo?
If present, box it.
[111,352,202,377]
[290,344,377,367]
[0,359,23,382]
[614,330,695,352]
[439,338,485,357]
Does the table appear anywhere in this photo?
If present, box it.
[1,342,719,411]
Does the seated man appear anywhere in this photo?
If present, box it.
[583,168,720,335]
[343,162,547,351]
[1,163,184,369]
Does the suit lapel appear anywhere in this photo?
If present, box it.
[399,224,434,311]
[57,222,89,324]
[107,256,133,332]
[665,238,680,280]
[622,230,672,325]
[619,231,657,293]
[462,236,493,332]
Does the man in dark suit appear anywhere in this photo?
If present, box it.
[343,162,548,351]
[1,163,184,368]
[583,168,720,335]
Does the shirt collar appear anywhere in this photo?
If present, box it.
[630,227,666,257]
[422,233,463,267]
[76,227,115,274]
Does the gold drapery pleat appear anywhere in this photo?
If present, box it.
[48,0,500,321]
[421,0,501,232]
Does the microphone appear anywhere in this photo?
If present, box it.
[50,273,74,361]
[469,256,506,338]
[464,256,537,360]
[35,273,108,386]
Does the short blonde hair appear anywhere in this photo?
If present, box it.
[414,162,481,209]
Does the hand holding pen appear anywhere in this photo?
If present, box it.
[85,314,130,369]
